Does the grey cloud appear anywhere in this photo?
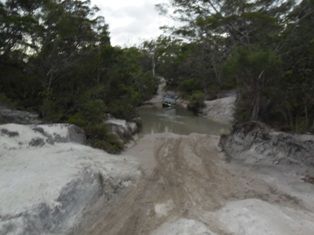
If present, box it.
[91,0,172,46]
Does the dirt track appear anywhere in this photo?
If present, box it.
[74,133,314,235]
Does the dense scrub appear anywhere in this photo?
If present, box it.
[147,0,314,132]
[0,0,157,152]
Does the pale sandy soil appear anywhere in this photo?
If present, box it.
[201,96,236,125]
[80,133,314,235]
[0,124,140,235]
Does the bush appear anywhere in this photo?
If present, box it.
[108,100,137,121]
[85,124,124,154]
[224,46,282,122]
[68,113,87,127]
[41,98,63,121]
[0,93,16,107]
[187,91,205,114]
[179,79,202,96]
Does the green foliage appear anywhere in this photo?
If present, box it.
[68,113,87,127]
[108,100,137,120]
[101,47,157,119]
[187,91,205,114]
[0,0,157,152]
[225,46,282,122]
[41,97,63,122]
[156,0,314,133]
[84,124,124,154]
[276,0,314,132]
[145,35,231,97]
[179,79,203,96]
[0,93,15,107]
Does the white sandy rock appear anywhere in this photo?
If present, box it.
[0,124,140,235]
[154,200,174,218]
[0,105,41,124]
[219,121,314,169]
[151,218,217,235]
[202,96,236,124]
[0,123,85,148]
[215,199,314,235]
[106,118,139,142]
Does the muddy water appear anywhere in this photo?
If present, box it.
[138,106,229,136]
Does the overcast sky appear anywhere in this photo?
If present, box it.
[91,0,171,47]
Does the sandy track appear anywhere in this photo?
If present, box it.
[78,134,314,235]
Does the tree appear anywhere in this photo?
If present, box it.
[224,46,282,121]
[0,0,158,152]
[276,0,314,131]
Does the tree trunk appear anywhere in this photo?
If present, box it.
[305,103,309,128]
[251,71,264,121]
[152,52,156,78]
[251,91,260,120]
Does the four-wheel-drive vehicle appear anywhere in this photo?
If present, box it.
[162,92,177,107]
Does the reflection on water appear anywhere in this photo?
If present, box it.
[138,106,230,136]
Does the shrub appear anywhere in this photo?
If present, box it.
[0,93,16,107]
[187,91,205,114]
[179,79,202,96]
[84,124,124,154]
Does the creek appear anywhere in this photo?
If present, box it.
[138,105,229,136]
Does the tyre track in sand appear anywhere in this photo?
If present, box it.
[78,134,310,235]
